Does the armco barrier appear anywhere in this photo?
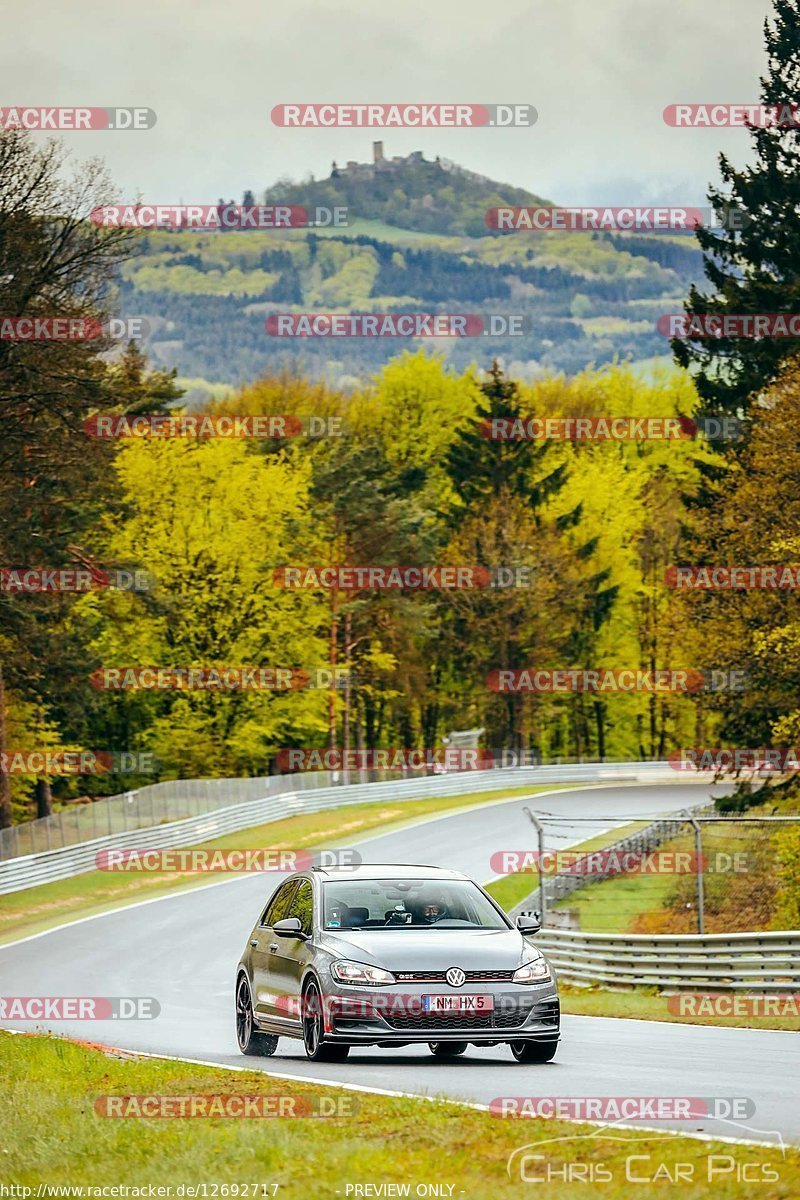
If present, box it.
[0,771,336,861]
[0,760,697,894]
[533,928,800,991]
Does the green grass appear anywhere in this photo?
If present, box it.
[550,861,680,933]
[310,217,461,246]
[548,811,789,934]
[485,822,651,912]
[486,821,800,1031]
[3,1032,797,1196]
[174,377,237,411]
[560,986,800,1032]
[129,263,279,296]
[627,354,678,381]
[0,784,571,946]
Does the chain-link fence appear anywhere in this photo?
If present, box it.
[513,811,800,936]
[0,757,678,864]
[0,772,336,861]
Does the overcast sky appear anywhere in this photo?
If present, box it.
[2,0,777,207]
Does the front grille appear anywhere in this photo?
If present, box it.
[384,1002,535,1031]
[385,1010,495,1030]
[394,969,515,982]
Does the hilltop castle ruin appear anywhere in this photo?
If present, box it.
[331,142,432,180]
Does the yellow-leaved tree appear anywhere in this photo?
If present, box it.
[76,437,330,778]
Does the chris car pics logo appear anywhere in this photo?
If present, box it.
[506,1123,785,1184]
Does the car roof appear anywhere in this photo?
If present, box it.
[310,864,469,881]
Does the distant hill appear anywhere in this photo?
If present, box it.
[120,149,705,390]
[261,145,549,237]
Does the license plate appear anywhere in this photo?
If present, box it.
[422,994,494,1013]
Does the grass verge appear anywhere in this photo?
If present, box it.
[559,986,800,1032]
[0,784,570,946]
[1,1032,797,1197]
[484,822,651,912]
[546,795,799,935]
[549,859,680,933]
[485,822,800,1032]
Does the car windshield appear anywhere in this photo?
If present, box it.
[321,878,509,931]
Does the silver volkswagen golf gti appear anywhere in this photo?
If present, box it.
[235,864,560,1063]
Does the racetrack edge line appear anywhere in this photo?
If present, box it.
[0,782,602,950]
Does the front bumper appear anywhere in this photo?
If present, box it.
[322,981,560,1044]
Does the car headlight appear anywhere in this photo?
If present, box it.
[330,960,396,986]
[513,958,550,983]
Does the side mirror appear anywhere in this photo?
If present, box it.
[273,917,308,940]
[516,911,541,935]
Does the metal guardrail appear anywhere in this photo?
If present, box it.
[0,772,336,861]
[0,760,690,894]
[535,928,800,991]
[3,756,693,861]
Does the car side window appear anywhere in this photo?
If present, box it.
[288,879,314,937]
[260,880,298,927]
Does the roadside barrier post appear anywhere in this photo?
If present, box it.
[523,805,547,924]
[685,810,705,934]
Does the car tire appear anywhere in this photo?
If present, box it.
[302,979,350,1062]
[428,1042,468,1058]
[236,974,279,1057]
[509,1038,558,1063]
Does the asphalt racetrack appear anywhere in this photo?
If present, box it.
[1,782,795,1146]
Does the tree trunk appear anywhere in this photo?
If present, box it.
[0,664,11,828]
[342,610,352,784]
[593,699,606,762]
[328,593,338,756]
[35,776,52,819]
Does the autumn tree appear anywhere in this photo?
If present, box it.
[0,130,141,824]
[672,0,800,421]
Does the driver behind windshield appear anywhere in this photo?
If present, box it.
[322,878,505,929]
[417,893,449,924]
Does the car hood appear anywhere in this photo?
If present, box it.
[318,927,538,970]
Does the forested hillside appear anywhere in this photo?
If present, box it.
[119,151,705,389]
